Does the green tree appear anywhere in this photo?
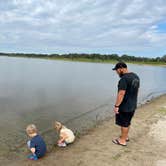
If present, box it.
[161,55,166,62]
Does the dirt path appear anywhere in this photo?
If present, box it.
[6,95,166,166]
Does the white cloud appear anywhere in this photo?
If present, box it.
[0,0,166,56]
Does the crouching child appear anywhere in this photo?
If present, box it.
[26,124,47,160]
[54,121,75,147]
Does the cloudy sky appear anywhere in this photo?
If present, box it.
[0,0,166,57]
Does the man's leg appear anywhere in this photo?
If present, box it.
[118,112,134,144]
[120,126,130,141]
[119,126,129,144]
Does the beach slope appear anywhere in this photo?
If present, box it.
[10,95,166,166]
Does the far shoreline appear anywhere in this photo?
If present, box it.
[0,54,166,67]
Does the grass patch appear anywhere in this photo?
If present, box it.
[112,153,122,160]
[124,149,131,153]
[158,108,166,114]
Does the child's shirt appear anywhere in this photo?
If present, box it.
[60,127,75,143]
[30,135,47,158]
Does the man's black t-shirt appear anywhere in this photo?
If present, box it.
[118,72,140,112]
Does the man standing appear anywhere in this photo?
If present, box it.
[112,62,140,146]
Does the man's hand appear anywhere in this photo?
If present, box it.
[113,107,119,114]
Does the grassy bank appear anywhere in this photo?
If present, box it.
[51,57,166,66]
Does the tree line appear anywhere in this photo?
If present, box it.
[0,52,166,63]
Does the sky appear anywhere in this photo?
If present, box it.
[0,0,166,58]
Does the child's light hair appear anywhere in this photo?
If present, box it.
[54,121,63,131]
[26,124,37,135]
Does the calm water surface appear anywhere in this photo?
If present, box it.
[0,56,166,161]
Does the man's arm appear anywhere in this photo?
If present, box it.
[114,90,126,114]
[115,90,126,107]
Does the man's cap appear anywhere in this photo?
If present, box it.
[112,62,127,70]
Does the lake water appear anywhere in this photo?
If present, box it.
[0,56,166,162]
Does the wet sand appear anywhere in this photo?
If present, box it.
[4,95,166,166]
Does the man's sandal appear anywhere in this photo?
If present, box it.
[112,139,127,146]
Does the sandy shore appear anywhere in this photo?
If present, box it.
[5,95,166,166]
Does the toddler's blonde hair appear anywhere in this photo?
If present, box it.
[26,124,37,135]
[54,121,63,131]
